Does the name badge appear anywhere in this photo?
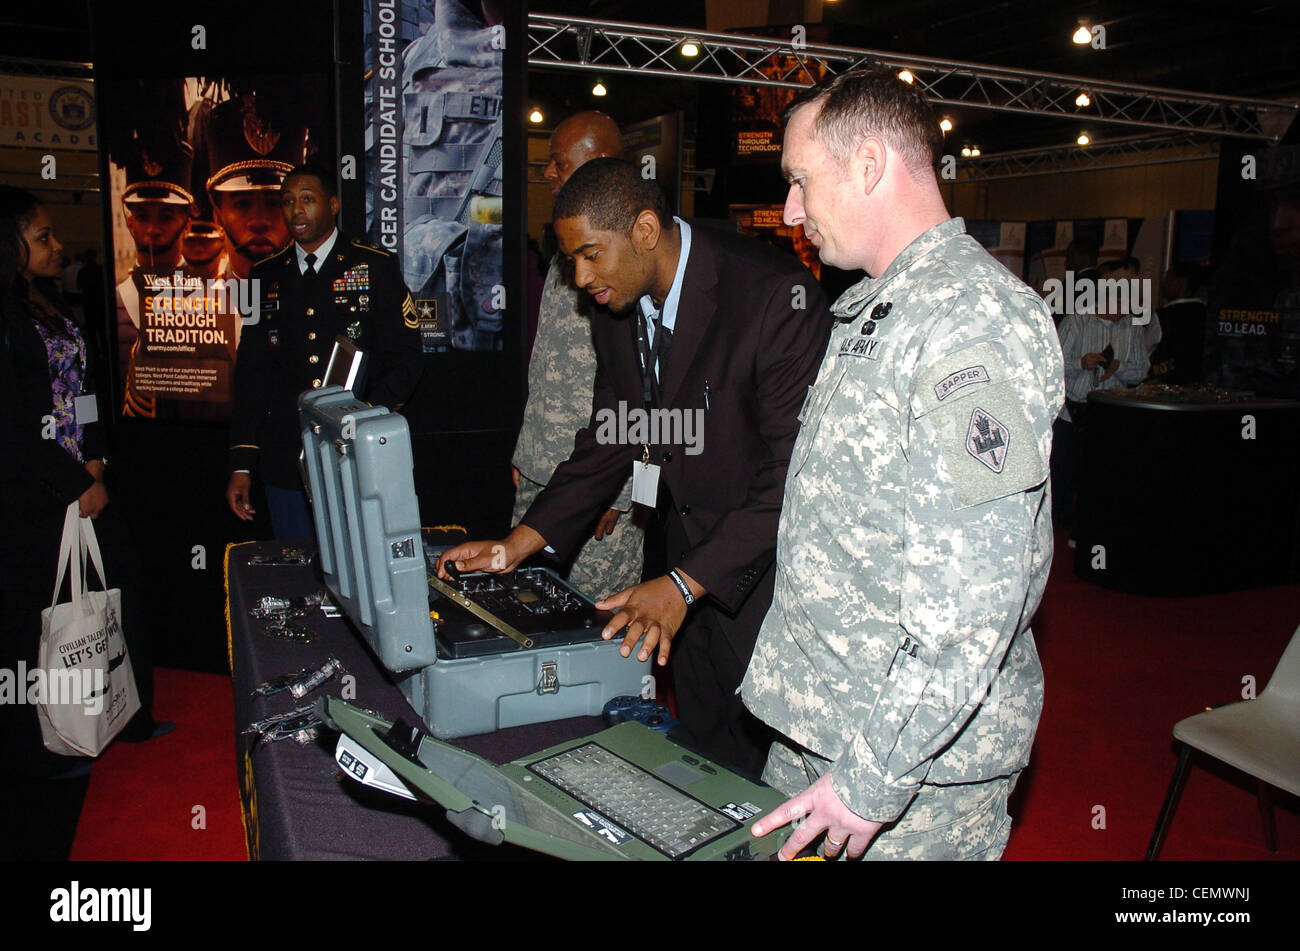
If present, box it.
[74,394,98,425]
[631,461,661,507]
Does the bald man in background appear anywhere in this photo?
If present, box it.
[511,111,645,598]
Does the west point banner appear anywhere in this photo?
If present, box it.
[107,73,329,421]
[364,0,504,352]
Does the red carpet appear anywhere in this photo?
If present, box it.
[70,669,245,861]
[1003,533,1300,860]
[69,533,1298,861]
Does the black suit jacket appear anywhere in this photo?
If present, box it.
[522,223,832,655]
[228,233,422,487]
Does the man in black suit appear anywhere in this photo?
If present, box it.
[225,163,422,538]
[438,159,831,774]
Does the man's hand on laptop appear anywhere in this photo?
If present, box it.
[436,525,546,579]
[752,773,883,861]
[596,570,703,666]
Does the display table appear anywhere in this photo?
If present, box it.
[1074,387,1300,595]
[225,537,605,860]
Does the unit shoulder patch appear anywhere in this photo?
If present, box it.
[913,340,1046,508]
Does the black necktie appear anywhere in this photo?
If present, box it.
[655,316,673,384]
[304,252,317,276]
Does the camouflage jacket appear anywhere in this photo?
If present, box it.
[741,218,1065,823]
[513,258,632,509]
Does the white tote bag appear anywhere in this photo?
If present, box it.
[36,501,140,757]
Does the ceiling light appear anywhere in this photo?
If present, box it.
[681,40,700,57]
[528,108,544,124]
[1075,91,1091,108]
[1072,24,1092,44]
[939,117,953,133]
[1077,133,1091,146]
[898,69,914,84]
[592,81,607,97]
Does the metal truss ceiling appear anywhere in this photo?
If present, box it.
[0,56,93,80]
[526,14,1295,144]
[955,134,1221,183]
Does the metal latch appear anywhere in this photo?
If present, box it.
[538,661,559,695]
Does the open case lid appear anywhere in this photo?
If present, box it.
[299,387,438,672]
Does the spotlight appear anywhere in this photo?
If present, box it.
[961,146,971,157]
[1077,132,1091,146]
[971,146,980,157]
[592,81,607,97]
[1075,91,1091,108]
[528,108,544,124]
[939,117,953,133]
[1072,24,1091,45]
[681,40,700,57]
[898,69,915,84]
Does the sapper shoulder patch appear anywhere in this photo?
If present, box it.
[934,364,990,401]
[913,340,1046,508]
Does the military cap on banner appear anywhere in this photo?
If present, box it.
[121,129,195,208]
[205,93,309,196]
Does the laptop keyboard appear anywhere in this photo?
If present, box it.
[529,743,739,859]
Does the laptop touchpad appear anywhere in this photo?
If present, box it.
[654,760,702,787]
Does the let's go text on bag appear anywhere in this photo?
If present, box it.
[0,661,105,714]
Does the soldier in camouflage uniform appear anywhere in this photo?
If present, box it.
[512,111,643,599]
[743,68,1064,860]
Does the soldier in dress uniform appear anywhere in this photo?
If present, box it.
[743,68,1064,860]
[225,163,422,539]
[511,111,645,600]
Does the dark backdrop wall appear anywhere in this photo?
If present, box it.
[88,0,525,672]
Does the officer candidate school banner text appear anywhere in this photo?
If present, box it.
[107,73,329,422]
[365,0,503,353]
[0,75,96,151]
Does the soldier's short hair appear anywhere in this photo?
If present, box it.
[283,162,338,199]
[553,158,674,235]
[781,67,943,173]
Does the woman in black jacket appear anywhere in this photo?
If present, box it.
[1,187,168,856]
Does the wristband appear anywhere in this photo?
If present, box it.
[667,569,695,606]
